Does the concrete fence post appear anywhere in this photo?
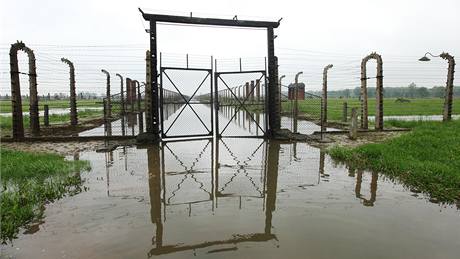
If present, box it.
[349,107,358,140]
[440,53,455,121]
[322,64,333,132]
[116,73,125,114]
[61,58,78,126]
[9,42,40,138]
[342,102,348,122]
[361,52,384,130]
[279,75,285,108]
[44,105,49,126]
[101,69,111,118]
[293,72,303,133]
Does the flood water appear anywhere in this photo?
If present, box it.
[2,138,459,259]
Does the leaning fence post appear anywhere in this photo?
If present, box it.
[44,105,49,126]
[349,107,358,140]
[342,102,348,122]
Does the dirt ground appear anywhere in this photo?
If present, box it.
[312,130,407,149]
[1,139,135,156]
[1,130,406,156]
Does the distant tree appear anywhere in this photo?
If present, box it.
[417,87,430,98]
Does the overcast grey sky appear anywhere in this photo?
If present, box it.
[1,0,459,95]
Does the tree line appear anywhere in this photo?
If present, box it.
[310,83,460,99]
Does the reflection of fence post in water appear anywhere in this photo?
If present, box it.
[355,170,378,207]
[265,140,280,235]
[319,151,325,182]
[147,145,163,248]
[247,111,252,133]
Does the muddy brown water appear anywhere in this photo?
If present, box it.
[1,138,459,259]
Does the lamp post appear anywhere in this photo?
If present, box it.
[419,52,456,121]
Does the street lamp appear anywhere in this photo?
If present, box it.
[418,52,438,62]
[419,52,456,121]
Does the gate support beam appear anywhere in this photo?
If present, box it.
[267,27,281,135]
[149,21,160,139]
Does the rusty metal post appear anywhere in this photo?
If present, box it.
[322,64,333,132]
[293,72,303,133]
[116,73,125,114]
[44,104,49,126]
[61,58,78,126]
[9,42,25,139]
[101,69,111,118]
[440,53,455,121]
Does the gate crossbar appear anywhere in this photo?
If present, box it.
[161,68,212,137]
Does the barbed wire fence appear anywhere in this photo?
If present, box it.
[0,43,458,138]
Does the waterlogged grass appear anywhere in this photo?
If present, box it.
[0,99,101,113]
[0,148,91,243]
[328,120,460,202]
[0,109,103,131]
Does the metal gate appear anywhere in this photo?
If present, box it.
[215,70,268,138]
[160,67,213,139]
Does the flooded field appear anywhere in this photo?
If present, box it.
[2,138,459,259]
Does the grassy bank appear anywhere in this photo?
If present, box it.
[0,109,103,131]
[0,149,90,243]
[328,120,460,203]
[282,98,460,121]
[0,99,102,113]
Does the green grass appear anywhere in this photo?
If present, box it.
[282,98,460,121]
[0,109,103,132]
[0,148,90,243]
[328,120,460,203]
[0,99,102,113]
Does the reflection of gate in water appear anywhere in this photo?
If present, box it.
[146,139,279,256]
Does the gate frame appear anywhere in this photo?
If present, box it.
[140,9,281,141]
[215,70,268,138]
[160,66,214,139]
